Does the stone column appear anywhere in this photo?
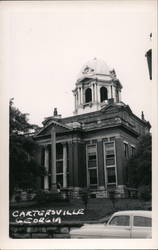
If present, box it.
[74,93,76,111]
[108,86,111,99]
[63,143,67,188]
[82,88,85,103]
[119,90,121,102]
[92,84,95,102]
[95,84,98,103]
[76,93,78,111]
[80,88,82,104]
[97,85,100,103]
[68,141,73,187]
[94,83,97,102]
[111,85,113,98]
[51,127,57,192]
[78,88,80,105]
[81,87,83,104]
[44,145,49,190]
[112,86,116,102]
[73,141,79,187]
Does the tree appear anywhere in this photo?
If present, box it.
[126,133,151,199]
[9,99,45,196]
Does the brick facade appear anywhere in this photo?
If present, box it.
[34,103,150,198]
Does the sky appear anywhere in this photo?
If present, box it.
[1,1,156,126]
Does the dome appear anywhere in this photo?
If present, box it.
[77,58,111,81]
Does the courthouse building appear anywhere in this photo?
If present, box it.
[34,58,150,198]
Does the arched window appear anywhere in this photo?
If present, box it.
[100,87,108,102]
[85,88,92,103]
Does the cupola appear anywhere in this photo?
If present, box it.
[73,58,122,115]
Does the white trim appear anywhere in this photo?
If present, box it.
[35,119,72,137]
[84,134,120,142]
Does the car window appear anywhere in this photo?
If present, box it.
[109,215,130,226]
[133,216,151,227]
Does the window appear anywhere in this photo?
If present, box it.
[85,88,92,103]
[56,161,63,173]
[89,169,98,185]
[89,154,96,160]
[109,215,130,226]
[87,145,98,188]
[100,87,108,102]
[105,143,115,166]
[106,153,115,166]
[103,137,108,142]
[110,137,115,142]
[133,216,151,227]
[107,167,116,183]
[104,142,117,185]
[56,143,63,160]
[123,142,129,159]
[131,146,136,157]
[92,139,97,144]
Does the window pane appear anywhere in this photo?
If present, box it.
[106,150,115,155]
[107,168,116,183]
[105,142,114,149]
[106,158,115,166]
[56,143,63,159]
[134,216,151,227]
[56,161,63,173]
[100,87,108,102]
[87,145,96,153]
[85,88,92,103]
[88,161,96,168]
[88,154,96,160]
[103,138,108,142]
[89,169,97,185]
[110,137,115,142]
[56,153,63,160]
[124,143,129,158]
[109,216,130,226]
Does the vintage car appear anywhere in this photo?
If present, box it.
[70,210,152,238]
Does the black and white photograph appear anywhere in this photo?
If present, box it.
[0,0,157,248]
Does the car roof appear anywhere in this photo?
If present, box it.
[112,210,151,217]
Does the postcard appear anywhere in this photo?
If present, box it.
[0,0,157,249]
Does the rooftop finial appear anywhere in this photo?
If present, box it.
[150,33,152,40]
[54,107,58,116]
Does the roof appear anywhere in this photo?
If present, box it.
[112,210,151,217]
[35,119,73,137]
[34,102,151,139]
[77,58,113,82]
